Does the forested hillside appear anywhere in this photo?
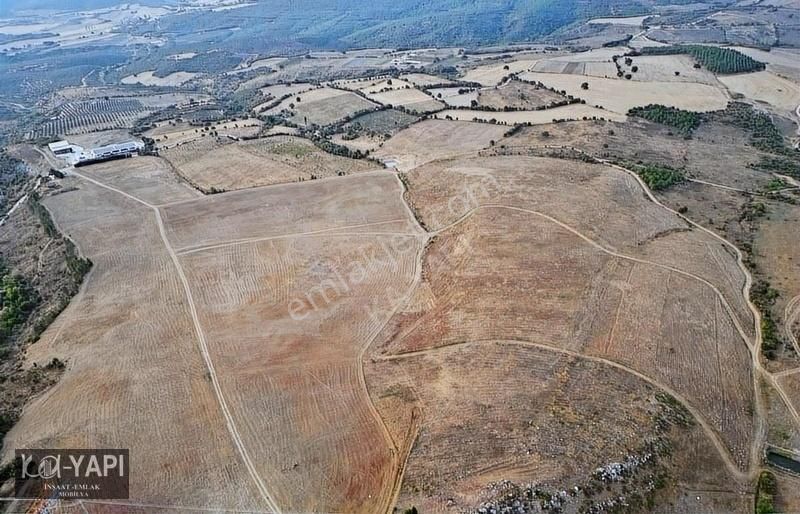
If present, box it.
[128,0,658,53]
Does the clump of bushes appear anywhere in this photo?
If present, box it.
[633,163,685,191]
[756,470,777,514]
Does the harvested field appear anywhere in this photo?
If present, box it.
[334,76,391,91]
[6,180,266,510]
[519,71,729,114]
[401,155,755,350]
[373,119,507,172]
[427,87,479,107]
[180,233,422,512]
[161,172,416,252]
[161,135,376,192]
[532,59,615,77]
[400,73,453,87]
[121,71,197,86]
[381,157,756,471]
[433,105,626,124]
[265,87,378,126]
[476,79,568,110]
[625,54,721,84]
[531,55,618,78]
[371,202,754,473]
[462,59,539,86]
[588,15,649,25]
[254,83,317,112]
[77,156,200,205]
[359,78,414,95]
[148,118,263,149]
[718,71,800,116]
[7,168,424,513]
[365,88,444,113]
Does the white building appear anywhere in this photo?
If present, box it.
[47,140,73,156]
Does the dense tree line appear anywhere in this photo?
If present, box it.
[633,164,685,191]
[638,45,765,74]
[751,279,783,359]
[628,104,702,135]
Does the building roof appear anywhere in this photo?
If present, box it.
[91,141,143,155]
[48,140,70,151]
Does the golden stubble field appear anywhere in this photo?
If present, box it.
[161,135,377,192]
[4,117,783,513]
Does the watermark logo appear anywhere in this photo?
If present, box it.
[15,449,129,499]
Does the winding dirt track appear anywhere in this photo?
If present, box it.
[382,200,755,481]
[63,145,799,511]
[373,154,800,492]
[374,337,747,480]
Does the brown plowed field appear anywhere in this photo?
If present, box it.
[160,172,418,252]
[7,179,267,510]
[370,205,754,471]
[179,234,422,511]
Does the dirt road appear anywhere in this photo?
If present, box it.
[70,170,282,514]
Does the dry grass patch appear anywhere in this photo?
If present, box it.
[387,157,755,470]
[427,87,479,107]
[520,71,729,114]
[625,54,721,84]
[5,181,267,510]
[265,87,378,126]
[77,156,200,205]
[476,79,568,110]
[254,82,317,112]
[148,118,262,149]
[718,71,800,116]
[462,59,539,86]
[365,88,444,113]
[433,105,625,124]
[403,154,754,346]
[161,172,417,252]
[161,135,376,192]
[373,119,507,172]
[401,73,453,87]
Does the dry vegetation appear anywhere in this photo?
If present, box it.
[373,119,507,171]
[433,104,626,124]
[265,87,379,126]
[719,71,800,116]
[476,79,567,110]
[6,34,800,514]
[519,71,729,114]
[161,135,376,192]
